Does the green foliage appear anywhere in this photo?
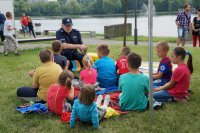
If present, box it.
[14,0,32,16]
[66,0,81,15]
[103,0,122,14]
[13,0,200,16]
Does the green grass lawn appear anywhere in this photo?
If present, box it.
[0,45,200,133]
[112,36,177,43]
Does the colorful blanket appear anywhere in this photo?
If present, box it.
[16,103,48,114]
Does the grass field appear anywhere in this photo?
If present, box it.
[0,44,200,133]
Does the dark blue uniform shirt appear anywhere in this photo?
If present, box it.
[56,28,84,69]
[56,28,83,45]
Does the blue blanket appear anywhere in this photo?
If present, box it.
[96,87,119,95]
[16,103,48,114]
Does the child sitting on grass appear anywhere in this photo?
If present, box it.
[119,52,149,111]
[116,46,131,84]
[153,41,172,88]
[116,46,131,75]
[70,84,99,128]
[52,40,69,70]
[47,70,74,115]
[28,40,68,78]
[80,54,97,85]
[93,44,117,88]
[153,47,193,102]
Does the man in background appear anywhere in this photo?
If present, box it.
[0,11,6,44]
[176,4,191,46]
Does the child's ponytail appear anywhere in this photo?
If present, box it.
[83,55,93,75]
[88,60,92,75]
[186,51,193,74]
[65,78,72,90]
[174,47,193,74]
[59,70,74,90]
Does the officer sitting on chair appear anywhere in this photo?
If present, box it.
[56,17,88,70]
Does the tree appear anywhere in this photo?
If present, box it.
[14,0,31,16]
[93,0,104,14]
[30,2,47,16]
[46,2,62,16]
[66,0,81,15]
[103,0,122,14]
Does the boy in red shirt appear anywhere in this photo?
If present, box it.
[153,47,193,102]
[116,47,131,74]
[116,47,131,85]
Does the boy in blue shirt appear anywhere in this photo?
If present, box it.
[119,52,149,111]
[93,44,117,88]
[153,41,172,88]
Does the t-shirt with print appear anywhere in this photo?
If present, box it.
[154,57,172,86]
[116,56,129,75]
[168,63,190,99]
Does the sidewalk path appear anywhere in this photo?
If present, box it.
[0,36,193,52]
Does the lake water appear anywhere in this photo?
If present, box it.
[15,15,195,37]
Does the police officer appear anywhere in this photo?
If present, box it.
[56,17,88,69]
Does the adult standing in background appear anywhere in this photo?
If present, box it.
[20,13,29,37]
[192,9,200,47]
[0,11,6,43]
[27,16,36,38]
[56,17,88,69]
[175,4,191,47]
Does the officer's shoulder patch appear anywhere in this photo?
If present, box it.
[60,29,64,32]
[73,29,79,32]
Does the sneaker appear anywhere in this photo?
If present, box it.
[153,101,163,110]
[101,95,110,109]
[96,95,103,107]
[15,52,21,56]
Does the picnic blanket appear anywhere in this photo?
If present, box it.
[74,87,127,115]
[96,87,118,95]
[16,103,48,114]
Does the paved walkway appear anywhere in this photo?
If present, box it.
[0,36,193,52]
